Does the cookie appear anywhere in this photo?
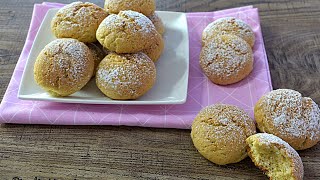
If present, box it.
[191,104,256,165]
[254,89,320,150]
[202,17,255,47]
[142,32,164,62]
[200,34,253,85]
[96,52,156,100]
[96,10,158,53]
[148,13,165,35]
[246,133,304,180]
[34,39,94,97]
[86,43,107,76]
[104,0,156,16]
[51,2,108,43]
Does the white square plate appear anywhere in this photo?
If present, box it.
[18,9,189,105]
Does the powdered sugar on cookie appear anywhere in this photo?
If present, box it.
[202,17,255,47]
[120,10,155,33]
[200,34,253,85]
[96,52,156,99]
[256,89,320,150]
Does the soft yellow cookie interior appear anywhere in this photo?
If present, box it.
[247,137,298,180]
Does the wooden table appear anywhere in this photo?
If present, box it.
[1,0,320,179]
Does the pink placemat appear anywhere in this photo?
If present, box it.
[0,3,272,129]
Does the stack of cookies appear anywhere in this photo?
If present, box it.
[34,2,108,97]
[34,0,165,100]
[200,17,255,85]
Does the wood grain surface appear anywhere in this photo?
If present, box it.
[1,0,320,179]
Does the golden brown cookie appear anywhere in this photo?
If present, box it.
[142,32,164,62]
[246,133,304,180]
[202,17,255,47]
[51,2,108,43]
[86,43,107,76]
[96,52,156,100]
[148,13,165,35]
[200,34,253,85]
[34,39,94,97]
[191,104,256,165]
[104,0,156,16]
[254,89,320,150]
[96,10,158,53]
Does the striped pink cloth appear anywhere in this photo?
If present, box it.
[0,3,272,129]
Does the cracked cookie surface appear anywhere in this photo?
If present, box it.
[51,2,108,43]
[34,38,94,97]
[104,0,156,16]
[191,104,256,165]
[254,89,320,150]
[202,17,255,47]
[96,10,158,53]
[200,34,253,85]
[96,52,156,100]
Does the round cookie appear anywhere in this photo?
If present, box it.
[148,13,165,35]
[200,34,253,85]
[142,32,164,62]
[96,10,158,53]
[191,104,256,165]
[104,0,156,16]
[254,89,320,150]
[246,133,304,180]
[34,39,94,97]
[86,43,107,76]
[96,52,156,100]
[51,2,108,43]
[202,17,255,47]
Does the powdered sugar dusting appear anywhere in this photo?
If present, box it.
[57,2,107,24]
[120,10,155,33]
[97,53,156,97]
[203,17,255,46]
[97,10,156,52]
[302,97,320,140]
[262,89,320,144]
[102,14,119,28]
[44,39,92,86]
[102,10,155,34]
[194,104,256,143]
[200,34,252,79]
[191,104,256,164]
[52,2,108,41]
[104,0,155,16]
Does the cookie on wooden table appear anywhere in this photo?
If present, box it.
[191,104,256,165]
[254,89,320,150]
[96,10,158,53]
[202,17,255,47]
[246,133,304,180]
[104,0,156,16]
[96,52,156,100]
[51,2,108,43]
[200,34,253,85]
[34,39,94,97]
